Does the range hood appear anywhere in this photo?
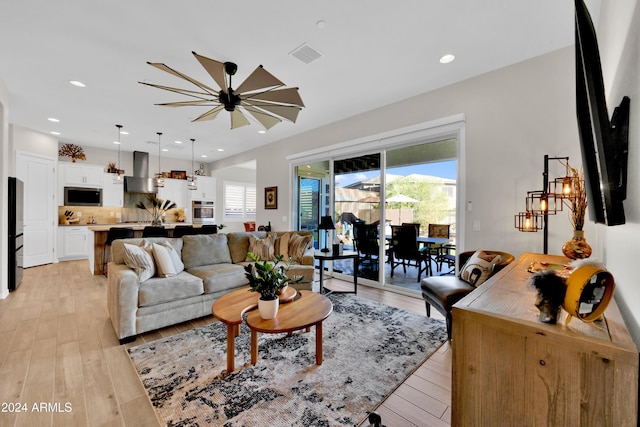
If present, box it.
[124,151,157,193]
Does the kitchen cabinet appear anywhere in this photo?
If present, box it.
[189,176,216,201]
[102,173,124,207]
[58,226,89,260]
[452,252,638,426]
[157,178,188,211]
[60,163,104,187]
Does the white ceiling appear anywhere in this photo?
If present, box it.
[0,0,600,162]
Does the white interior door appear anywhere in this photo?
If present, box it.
[16,152,56,267]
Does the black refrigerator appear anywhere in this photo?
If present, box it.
[8,177,24,291]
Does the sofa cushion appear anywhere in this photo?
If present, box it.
[227,231,268,264]
[123,243,155,282]
[276,232,292,258]
[186,264,247,294]
[112,237,182,265]
[288,233,313,263]
[138,272,204,307]
[246,233,277,261]
[459,250,502,287]
[182,234,232,269]
[152,242,185,277]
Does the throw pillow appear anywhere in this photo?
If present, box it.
[246,233,277,261]
[123,242,155,282]
[181,234,232,269]
[278,232,292,258]
[288,233,313,263]
[152,242,185,277]
[459,250,502,287]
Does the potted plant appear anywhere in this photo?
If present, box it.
[244,253,301,319]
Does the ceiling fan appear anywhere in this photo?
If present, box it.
[139,51,304,130]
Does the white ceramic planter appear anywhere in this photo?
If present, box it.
[258,298,279,319]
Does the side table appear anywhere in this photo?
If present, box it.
[314,250,359,295]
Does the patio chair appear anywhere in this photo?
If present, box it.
[353,222,380,271]
[388,225,430,281]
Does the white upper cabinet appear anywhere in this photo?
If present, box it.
[102,173,124,207]
[61,163,104,187]
[157,178,188,210]
[189,176,216,201]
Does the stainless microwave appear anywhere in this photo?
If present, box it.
[64,187,102,206]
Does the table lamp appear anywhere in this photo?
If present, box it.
[318,216,335,252]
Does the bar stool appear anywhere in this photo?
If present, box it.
[103,227,134,276]
[173,225,194,237]
[142,226,166,238]
[195,224,218,234]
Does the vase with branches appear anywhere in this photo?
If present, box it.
[561,163,591,259]
[136,194,176,226]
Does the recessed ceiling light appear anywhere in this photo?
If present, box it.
[162,148,169,152]
[217,148,224,152]
[50,131,60,135]
[69,80,86,87]
[258,130,266,134]
[201,154,208,158]
[439,54,456,64]
[120,130,129,135]
[48,117,60,122]
[113,141,120,145]
[316,20,327,29]
[174,140,183,144]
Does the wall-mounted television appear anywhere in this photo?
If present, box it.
[575,0,630,226]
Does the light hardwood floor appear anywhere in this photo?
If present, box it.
[0,260,451,427]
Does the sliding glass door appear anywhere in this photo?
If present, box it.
[334,153,381,283]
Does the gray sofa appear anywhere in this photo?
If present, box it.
[107,231,315,344]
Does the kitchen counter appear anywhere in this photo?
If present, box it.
[87,223,194,231]
[88,223,207,275]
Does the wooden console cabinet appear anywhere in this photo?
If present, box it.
[452,252,638,426]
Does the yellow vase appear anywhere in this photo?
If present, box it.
[562,230,592,260]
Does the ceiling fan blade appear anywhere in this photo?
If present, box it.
[230,109,251,129]
[247,103,301,122]
[139,81,212,98]
[192,105,224,122]
[147,62,218,94]
[192,52,227,91]
[243,87,304,107]
[243,105,282,130]
[157,100,218,107]
[235,65,284,94]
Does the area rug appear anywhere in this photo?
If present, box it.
[128,293,447,426]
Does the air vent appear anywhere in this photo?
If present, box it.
[289,43,323,64]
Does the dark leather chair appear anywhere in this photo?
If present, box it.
[142,226,166,238]
[421,250,514,339]
[103,227,134,275]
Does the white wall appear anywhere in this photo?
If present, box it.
[0,78,9,298]
[212,47,591,256]
[598,0,640,345]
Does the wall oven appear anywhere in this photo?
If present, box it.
[192,200,215,224]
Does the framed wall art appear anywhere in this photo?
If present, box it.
[171,170,187,180]
[265,186,277,209]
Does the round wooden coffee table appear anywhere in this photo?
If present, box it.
[212,286,316,373]
[245,291,333,367]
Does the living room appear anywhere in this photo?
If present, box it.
[1,1,639,426]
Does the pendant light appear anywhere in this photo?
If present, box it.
[154,132,164,188]
[187,138,197,191]
[113,124,123,184]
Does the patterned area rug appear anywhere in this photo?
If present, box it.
[128,293,447,426]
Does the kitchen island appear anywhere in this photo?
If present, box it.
[87,223,207,275]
